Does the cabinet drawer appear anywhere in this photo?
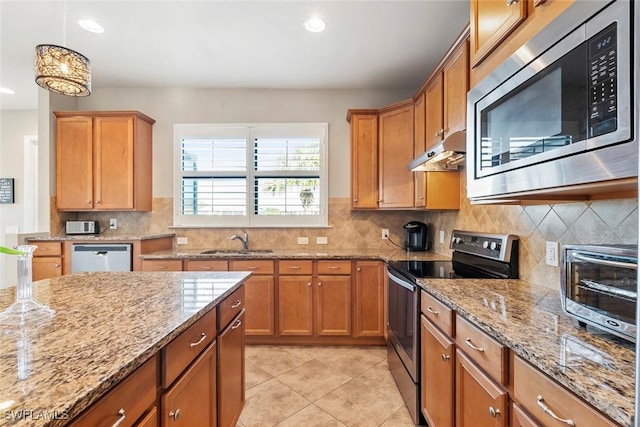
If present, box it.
[317,260,352,275]
[141,259,183,272]
[511,403,541,427]
[229,260,274,275]
[455,315,507,385]
[420,291,453,336]
[162,307,217,388]
[184,260,228,271]
[32,241,62,257]
[218,285,245,331]
[70,355,158,427]
[279,260,313,275]
[513,355,618,427]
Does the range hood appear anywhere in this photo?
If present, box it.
[408,130,466,171]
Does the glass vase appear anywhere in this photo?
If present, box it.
[0,245,55,326]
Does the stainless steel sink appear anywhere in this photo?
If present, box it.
[200,249,274,255]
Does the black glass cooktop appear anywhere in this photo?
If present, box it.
[388,256,514,280]
[389,260,456,279]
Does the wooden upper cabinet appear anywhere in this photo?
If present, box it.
[443,39,469,138]
[348,110,379,209]
[55,111,154,211]
[378,101,414,209]
[470,0,527,67]
[425,73,444,151]
[413,93,426,208]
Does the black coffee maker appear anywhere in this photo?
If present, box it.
[403,221,431,252]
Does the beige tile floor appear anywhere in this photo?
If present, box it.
[237,345,415,427]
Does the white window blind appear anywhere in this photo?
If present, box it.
[174,123,328,228]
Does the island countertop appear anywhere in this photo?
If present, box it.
[0,271,250,426]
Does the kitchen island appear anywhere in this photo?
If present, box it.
[0,271,250,426]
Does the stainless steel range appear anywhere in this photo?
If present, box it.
[386,230,519,425]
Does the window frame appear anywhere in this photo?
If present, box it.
[173,123,328,228]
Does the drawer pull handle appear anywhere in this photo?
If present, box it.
[247,266,259,270]
[189,332,207,347]
[202,266,211,270]
[231,300,242,308]
[506,0,518,5]
[426,306,439,315]
[488,407,501,418]
[157,266,167,270]
[536,395,575,426]
[328,266,341,270]
[231,319,242,330]
[464,338,484,352]
[441,353,450,361]
[289,266,302,269]
[112,408,126,427]
[169,409,181,421]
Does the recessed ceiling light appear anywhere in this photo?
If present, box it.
[304,17,326,33]
[0,87,15,95]
[78,19,104,34]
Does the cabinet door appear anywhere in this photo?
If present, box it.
[278,275,314,335]
[218,312,245,427]
[413,93,426,208]
[425,73,444,151]
[354,261,384,337]
[135,407,158,427]
[162,342,217,427]
[511,403,541,427]
[378,103,414,208]
[424,172,460,210]
[94,116,135,209]
[350,113,379,209]
[470,0,527,66]
[421,316,454,427]
[316,275,351,336]
[243,275,275,336]
[32,257,62,281]
[455,349,507,427]
[443,40,469,138]
[56,116,94,210]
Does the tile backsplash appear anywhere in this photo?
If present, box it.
[54,176,638,290]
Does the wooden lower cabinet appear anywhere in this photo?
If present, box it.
[278,275,314,336]
[136,407,158,427]
[316,275,351,336]
[511,403,541,427]
[33,257,63,281]
[455,349,508,427]
[420,315,454,427]
[243,275,275,336]
[218,311,246,427]
[162,342,217,427]
[353,261,384,337]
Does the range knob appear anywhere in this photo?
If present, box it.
[490,242,498,251]
[482,241,489,249]
[452,236,462,244]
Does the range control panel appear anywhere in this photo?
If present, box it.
[450,230,519,262]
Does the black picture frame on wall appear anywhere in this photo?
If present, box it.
[0,178,15,204]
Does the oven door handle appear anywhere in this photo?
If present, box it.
[386,268,416,291]
[572,253,637,270]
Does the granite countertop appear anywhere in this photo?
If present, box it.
[140,247,450,261]
[417,277,635,427]
[0,271,250,427]
[26,233,175,242]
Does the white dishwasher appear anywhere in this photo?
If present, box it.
[71,244,132,273]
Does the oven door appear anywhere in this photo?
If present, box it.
[562,247,637,341]
[386,267,419,380]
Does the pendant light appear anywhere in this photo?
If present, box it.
[34,0,91,96]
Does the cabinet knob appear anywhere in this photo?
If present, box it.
[506,0,518,4]
[353,198,358,202]
[441,353,450,361]
[112,408,126,427]
[357,267,361,272]
[488,407,501,418]
[86,200,91,204]
[536,395,575,426]
[169,409,181,421]
[307,282,312,287]
[318,282,322,286]
[96,200,101,204]
[54,264,61,268]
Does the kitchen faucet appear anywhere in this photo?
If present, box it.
[230,230,249,251]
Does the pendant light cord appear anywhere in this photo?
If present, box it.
[62,0,67,46]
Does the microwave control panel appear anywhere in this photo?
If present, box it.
[589,23,617,137]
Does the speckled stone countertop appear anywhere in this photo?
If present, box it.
[0,271,250,426]
[418,277,635,426]
[26,233,175,241]
[140,247,449,261]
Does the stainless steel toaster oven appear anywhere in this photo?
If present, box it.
[561,244,637,342]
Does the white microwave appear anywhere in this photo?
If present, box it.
[466,0,637,201]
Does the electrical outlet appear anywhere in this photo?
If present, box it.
[382,228,389,240]
[109,218,117,230]
[298,237,309,245]
[439,230,445,244]
[316,236,328,245]
[176,237,188,245]
[546,241,559,266]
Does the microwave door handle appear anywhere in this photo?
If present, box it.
[386,269,416,291]
[572,253,637,270]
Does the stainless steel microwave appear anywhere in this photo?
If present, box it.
[467,0,637,201]
[561,244,637,342]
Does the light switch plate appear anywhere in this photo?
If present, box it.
[298,237,309,245]
[439,230,445,244]
[176,237,188,245]
[317,236,328,245]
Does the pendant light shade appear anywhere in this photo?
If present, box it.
[35,44,91,97]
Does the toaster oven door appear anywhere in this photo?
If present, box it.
[563,248,637,340]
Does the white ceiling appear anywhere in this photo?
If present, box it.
[0,0,470,111]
